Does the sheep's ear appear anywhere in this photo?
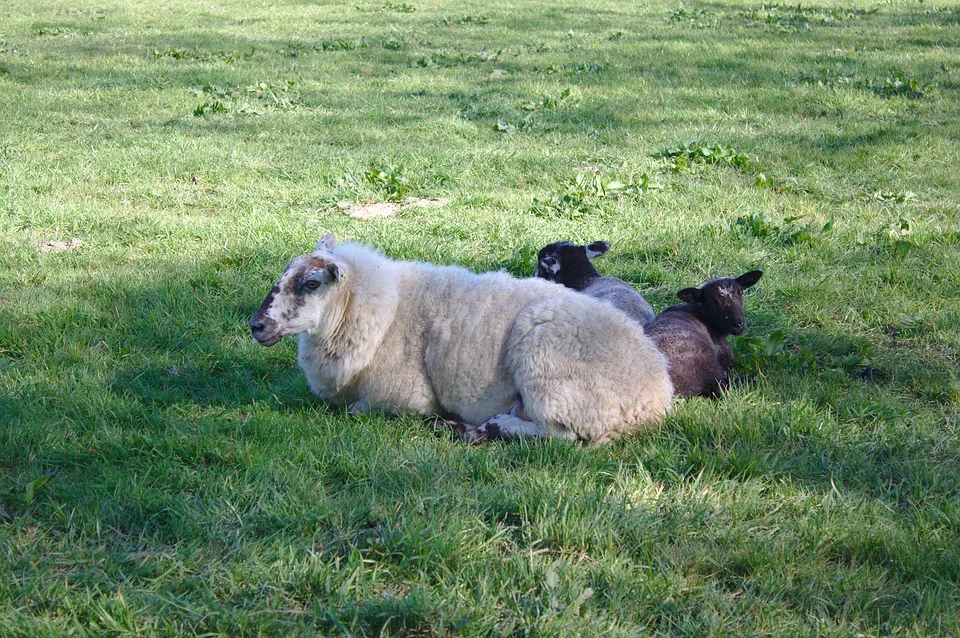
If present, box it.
[677,287,702,304]
[585,241,610,260]
[325,262,342,283]
[737,270,763,289]
[315,233,337,253]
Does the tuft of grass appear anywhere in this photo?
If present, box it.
[380,1,417,13]
[518,87,575,113]
[282,38,366,57]
[733,211,834,246]
[433,14,490,27]
[532,169,653,218]
[667,6,716,28]
[739,3,879,32]
[365,163,411,202]
[655,141,751,172]
[868,70,932,99]
[192,81,301,116]
[154,47,255,62]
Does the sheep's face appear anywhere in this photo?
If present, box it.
[676,270,763,336]
[250,234,345,346]
[535,240,609,286]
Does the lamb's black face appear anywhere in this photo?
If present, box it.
[535,242,574,281]
[701,279,748,335]
[535,240,610,283]
[677,270,763,336]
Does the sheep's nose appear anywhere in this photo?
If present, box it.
[249,318,266,333]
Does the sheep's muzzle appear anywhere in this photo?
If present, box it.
[250,286,283,346]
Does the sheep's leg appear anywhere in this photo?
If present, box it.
[704,376,729,398]
[464,413,577,443]
[348,399,371,414]
[706,364,737,398]
[508,399,530,421]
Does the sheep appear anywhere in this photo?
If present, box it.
[643,271,763,398]
[535,240,656,325]
[249,233,673,443]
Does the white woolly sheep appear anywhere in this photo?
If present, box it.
[249,234,673,443]
[644,271,763,398]
[535,241,656,325]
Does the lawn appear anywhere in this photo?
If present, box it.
[1,0,959,634]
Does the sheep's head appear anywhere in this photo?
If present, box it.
[535,240,610,289]
[676,270,763,336]
[249,233,347,346]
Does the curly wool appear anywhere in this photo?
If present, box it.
[286,242,673,442]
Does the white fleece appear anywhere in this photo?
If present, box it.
[287,242,673,442]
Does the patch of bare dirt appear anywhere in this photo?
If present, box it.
[405,197,449,209]
[339,198,449,220]
[40,238,83,253]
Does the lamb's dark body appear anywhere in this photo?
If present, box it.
[645,271,763,399]
[645,305,736,397]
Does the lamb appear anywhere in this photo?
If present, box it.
[535,240,656,325]
[249,233,673,443]
[643,271,763,398]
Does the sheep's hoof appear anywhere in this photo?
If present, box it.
[429,416,467,438]
[348,400,369,415]
[462,422,502,445]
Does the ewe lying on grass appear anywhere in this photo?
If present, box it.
[645,271,763,398]
[535,240,656,325]
[249,234,672,442]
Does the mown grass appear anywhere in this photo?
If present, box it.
[1,0,959,634]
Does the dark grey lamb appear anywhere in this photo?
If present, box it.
[535,241,656,325]
[644,271,763,398]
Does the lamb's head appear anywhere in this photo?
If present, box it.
[676,270,763,336]
[249,233,347,346]
[535,240,610,289]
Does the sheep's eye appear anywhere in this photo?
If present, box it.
[304,280,321,290]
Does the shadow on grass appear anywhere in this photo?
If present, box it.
[103,270,315,413]
[318,592,446,637]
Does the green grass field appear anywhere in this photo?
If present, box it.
[2,0,959,634]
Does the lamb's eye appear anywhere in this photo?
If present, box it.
[305,280,321,290]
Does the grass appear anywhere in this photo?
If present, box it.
[1,0,959,634]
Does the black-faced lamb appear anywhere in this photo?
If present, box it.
[643,271,763,398]
[535,240,656,325]
[249,234,673,443]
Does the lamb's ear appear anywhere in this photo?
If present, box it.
[325,262,342,283]
[737,270,763,289]
[677,287,702,304]
[315,233,337,254]
[585,241,610,260]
